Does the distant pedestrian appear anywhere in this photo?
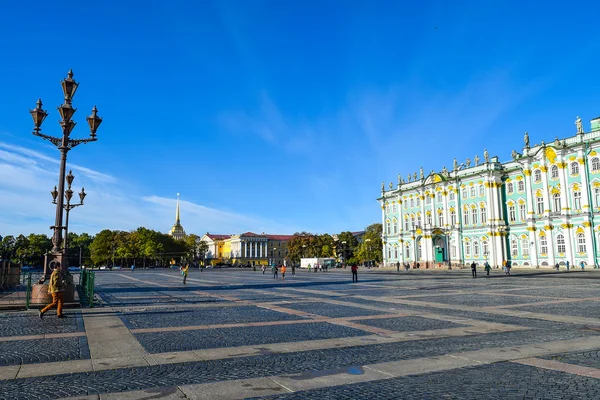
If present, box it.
[351,264,358,282]
[39,263,65,319]
[566,261,570,271]
[291,265,296,276]
[396,262,400,272]
[484,261,491,276]
[405,262,410,271]
[181,264,189,284]
[307,263,311,272]
[555,263,560,271]
[272,264,278,279]
[131,264,135,273]
[506,263,511,275]
[502,260,507,274]
[281,265,287,280]
[262,265,266,274]
[471,262,477,278]
[580,261,585,271]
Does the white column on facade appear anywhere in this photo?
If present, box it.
[547,228,556,266]
[540,161,551,218]
[578,151,595,265]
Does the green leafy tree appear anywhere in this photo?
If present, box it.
[287,232,315,263]
[0,235,16,261]
[356,223,383,265]
[90,230,121,267]
[25,233,52,266]
[336,231,360,264]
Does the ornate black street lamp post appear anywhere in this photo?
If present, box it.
[30,70,102,280]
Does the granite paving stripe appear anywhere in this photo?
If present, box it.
[514,357,600,379]
[120,305,306,330]
[0,331,85,342]
[134,322,371,353]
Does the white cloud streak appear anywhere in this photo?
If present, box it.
[0,140,289,237]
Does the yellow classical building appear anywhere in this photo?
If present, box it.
[200,232,292,266]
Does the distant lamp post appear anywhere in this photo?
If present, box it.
[341,241,347,267]
[31,70,102,280]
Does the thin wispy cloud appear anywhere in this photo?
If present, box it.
[0,141,289,237]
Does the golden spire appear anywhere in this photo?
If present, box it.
[176,193,180,224]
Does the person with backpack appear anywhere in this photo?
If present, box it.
[181,264,189,284]
[484,261,491,277]
[351,264,358,282]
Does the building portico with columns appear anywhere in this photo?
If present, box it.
[379,115,600,269]
[200,232,292,266]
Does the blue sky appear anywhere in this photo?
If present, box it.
[1,1,600,237]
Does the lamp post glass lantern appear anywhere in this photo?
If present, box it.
[30,70,102,279]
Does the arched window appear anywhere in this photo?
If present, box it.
[465,241,471,257]
[507,182,514,194]
[571,162,580,176]
[557,234,566,253]
[405,218,410,230]
[595,187,600,207]
[577,233,586,253]
[393,220,398,234]
[508,204,516,222]
[540,236,548,254]
[426,196,431,205]
[536,197,544,214]
[470,186,476,197]
[517,181,524,192]
[416,197,421,206]
[394,247,398,258]
[519,203,526,220]
[473,241,480,257]
[449,191,455,201]
[418,241,422,260]
[553,193,561,212]
[479,185,484,196]
[534,169,542,182]
[386,220,391,234]
[437,192,442,203]
[551,165,559,179]
[437,212,444,227]
[522,239,529,257]
[592,157,600,172]
[450,241,457,258]
[450,210,457,225]
[411,215,416,228]
[462,189,467,199]
[482,241,489,256]
[472,208,478,224]
[480,205,487,224]
[426,213,432,226]
[511,238,518,256]
[573,191,582,210]
[463,208,469,225]
[405,244,410,259]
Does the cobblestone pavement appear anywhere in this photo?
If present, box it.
[248,362,600,399]
[2,268,600,399]
[120,305,304,329]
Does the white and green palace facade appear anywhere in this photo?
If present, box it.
[379,116,600,268]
